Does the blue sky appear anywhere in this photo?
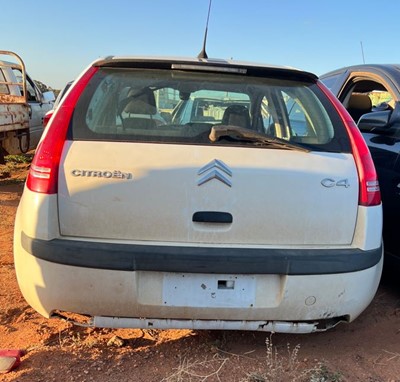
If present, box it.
[2,0,399,89]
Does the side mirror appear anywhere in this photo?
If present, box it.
[358,110,391,133]
[41,90,55,103]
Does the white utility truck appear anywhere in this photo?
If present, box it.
[0,50,54,162]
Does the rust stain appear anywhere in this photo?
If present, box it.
[1,102,29,131]
[0,94,25,103]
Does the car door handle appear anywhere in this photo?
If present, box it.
[192,211,233,223]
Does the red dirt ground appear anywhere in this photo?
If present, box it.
[0,162,399,382]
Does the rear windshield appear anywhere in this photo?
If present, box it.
[71,68,350,152]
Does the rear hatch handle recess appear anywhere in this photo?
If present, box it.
[209,125,310,152]
[192,211,233,224]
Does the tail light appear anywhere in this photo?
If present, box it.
[318,82,381,206]
[26,66,98,194]
[42,110,53,128]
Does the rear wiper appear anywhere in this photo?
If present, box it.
[209,125,310,152]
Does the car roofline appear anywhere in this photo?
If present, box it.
[321,64,400,78]
[92,55,318,82]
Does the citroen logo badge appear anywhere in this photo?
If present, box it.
[197,159,232,187]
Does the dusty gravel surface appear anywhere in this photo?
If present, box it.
[0,159,400,382]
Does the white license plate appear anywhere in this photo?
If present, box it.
[162,273,256,308]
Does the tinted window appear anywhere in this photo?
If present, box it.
[320,74,341,90]
[71,68,350,152]
[172,90,250,125]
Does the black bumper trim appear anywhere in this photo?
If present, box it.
[21,232,382,275]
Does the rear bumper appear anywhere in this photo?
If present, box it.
[15,231,383,330]
[20,231,382,275]
[13,242,383,327]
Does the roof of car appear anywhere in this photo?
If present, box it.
[93,56,318,82]
[321,64,400,78]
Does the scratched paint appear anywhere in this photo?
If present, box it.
[0,103,29,132]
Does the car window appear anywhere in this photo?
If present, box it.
[12,68,38,102]
[368,90,393,108]
[284,94,308,137]
[320,73,348,92]
[172,90,250,125]
[71,68,350,152]
[53,81,73,109]
[339,77,396,124]
[0,69,9,94]
[25,77,38,102]
[319,75,339,90]
[261,89,334,141]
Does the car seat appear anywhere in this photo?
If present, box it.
[120,89,158,130]
[222,105,251,129]
[347,94,372,123]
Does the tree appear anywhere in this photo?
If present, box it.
[34,80,50,93]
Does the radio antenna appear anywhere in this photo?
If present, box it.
[360,41,365,64]
[197,0,213,59]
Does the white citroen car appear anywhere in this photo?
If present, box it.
[14,56,383,333]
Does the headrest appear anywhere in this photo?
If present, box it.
[348,94,372,110]
[122,88,157,115]
[124,99,157,115]
[222,104,250,128]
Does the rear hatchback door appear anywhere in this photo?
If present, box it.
[57,60,357,246]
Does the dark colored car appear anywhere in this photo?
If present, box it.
[321,64,400,270]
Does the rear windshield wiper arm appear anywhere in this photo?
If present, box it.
[209,125,310,152]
